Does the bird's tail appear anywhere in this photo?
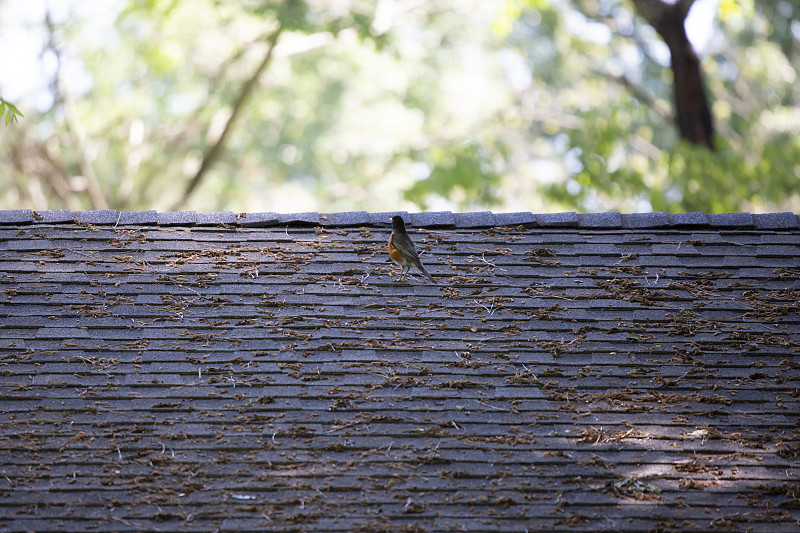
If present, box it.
[419,265,437,284]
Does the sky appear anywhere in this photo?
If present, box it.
[0,0,721,112]
[0,0,124,109]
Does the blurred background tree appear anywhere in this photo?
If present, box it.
[0,0,797,214]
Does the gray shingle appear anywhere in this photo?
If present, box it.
[158,211,198,225]
[237,212,279,227]
[579,211,622,228]
[453,211,495,227]
[0,209,34,224]
[708,212,753,227]
[75,209,119,225]
[117,210,158,225]
[753,212,799,229]
[33,209,74,223]
[410,211,456,227]
[668,211,709,226]
[622,212,669,228]
[369,211,410,226]
[278,212,319,225]
[197,211,236,226]
[493,211,537,227]
[620,211,710,228]
[536,212,578,227]
[321,211,370,226]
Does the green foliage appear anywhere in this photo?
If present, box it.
[405,144,503,209]
[0,99,23,126]
[520,0,800,213]
[0,0,797,214]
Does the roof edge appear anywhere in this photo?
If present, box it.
[2,209,798,230]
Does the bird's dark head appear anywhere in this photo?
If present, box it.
[390,215,406,232]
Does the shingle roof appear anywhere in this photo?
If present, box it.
[1,209,799,532]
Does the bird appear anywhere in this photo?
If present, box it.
[388,215,437,284]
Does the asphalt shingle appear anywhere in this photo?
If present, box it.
[410,211,456,227]
[33,209,74,223]
[493,211,538,227]
[158,210,198,226]
[622,212,670,228]
[708,212,754,227]
[117,210,158,225]
[579,211,623,228]
[197,211,237,226]
[321,211,370,226]
[668,211,709,226]
[0,209,798,533]
[278,211,319,225]
[0,209,33,224]
[368,211,410,226]
[237,211,279,227]
[454,211,496,227]
[536,211,579,227]
[754,211,799,229]
[74,209,119,225]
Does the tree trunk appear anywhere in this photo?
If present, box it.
[632,0,714,149]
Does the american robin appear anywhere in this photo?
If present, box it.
[388,215,437,284]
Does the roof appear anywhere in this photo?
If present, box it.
[1,209,799,532]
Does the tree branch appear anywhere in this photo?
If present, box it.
[173,24,283,210]
[601,70,672,122]
[45,11,109,210]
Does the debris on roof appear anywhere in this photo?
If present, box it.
[1,209,799,532]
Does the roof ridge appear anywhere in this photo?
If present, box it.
[1,209,798,230]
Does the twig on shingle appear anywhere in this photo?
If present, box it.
[476,400,509,412]
[327,420,358,433]
[474,300,495,315]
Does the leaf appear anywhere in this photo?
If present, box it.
[0,98,23,126]
[5,100,22,117]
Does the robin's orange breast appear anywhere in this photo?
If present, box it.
[388,234,404,263]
